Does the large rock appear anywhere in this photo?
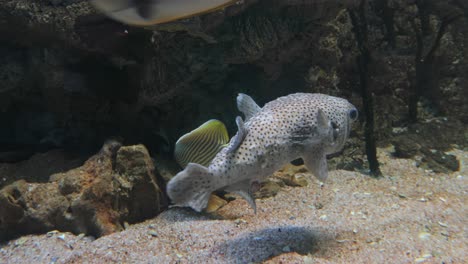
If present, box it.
[390,118,463,173]
[0,140,165,241]
[0,0,362,159]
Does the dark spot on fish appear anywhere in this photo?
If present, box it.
[290,158,304,166]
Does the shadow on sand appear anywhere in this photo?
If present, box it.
[218,225,336,263]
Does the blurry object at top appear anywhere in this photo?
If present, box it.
[91,0,239,26]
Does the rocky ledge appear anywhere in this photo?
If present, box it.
[0,140,166,241]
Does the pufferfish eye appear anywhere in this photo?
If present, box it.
[349,109,358,121]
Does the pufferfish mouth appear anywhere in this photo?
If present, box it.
[331,117,350,154]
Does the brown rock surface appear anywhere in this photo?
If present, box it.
[1,147,465,263]
[0,149,85,189]
[0,141,165,241]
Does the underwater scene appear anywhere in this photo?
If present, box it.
[0,0,466,263]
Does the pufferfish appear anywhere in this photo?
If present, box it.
[168,93,358,212]
[91,0,238,26]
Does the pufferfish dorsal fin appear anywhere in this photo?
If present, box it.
[237,93,261,122]
[174,119,229,168]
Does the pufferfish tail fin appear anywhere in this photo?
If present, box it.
[174,119,229,168]
[167,163,215,212]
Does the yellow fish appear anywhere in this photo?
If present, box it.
[91,0,238,26]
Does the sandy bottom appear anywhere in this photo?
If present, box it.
[1,147,466,263]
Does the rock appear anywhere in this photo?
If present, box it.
[0,140,165,241]
[420,149,459,173]
[0,149,85,189]
[275,164,310,187]
[113,144,165,222]
[204,194,228,213]
[392,136,421,158]
[289,174,310,187]
[254,180,281,199]
[0,0,364,160]
[0,180,69,241]
[391,120,462,173]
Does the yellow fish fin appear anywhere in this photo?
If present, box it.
[174,119,229,168]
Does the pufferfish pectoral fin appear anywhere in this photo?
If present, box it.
[303,151,328,182]
[237,93,261,121]
[174,119,229,168]
[224,179,257,213]
[316,109,330,129]
[225,116,248,154]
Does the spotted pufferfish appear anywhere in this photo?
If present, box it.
[168,93,358,212]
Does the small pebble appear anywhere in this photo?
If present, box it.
[47,230,59,237]
[14,237,28,247]
[282,246,291,252]
[418,232,431,240]
[234,219,247,225]
[148,231,158,237]
[314,202,324,209]
[438,221,448,227]
[414,257,427,263]
[414,253,432,263]
[50,256,59,264]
